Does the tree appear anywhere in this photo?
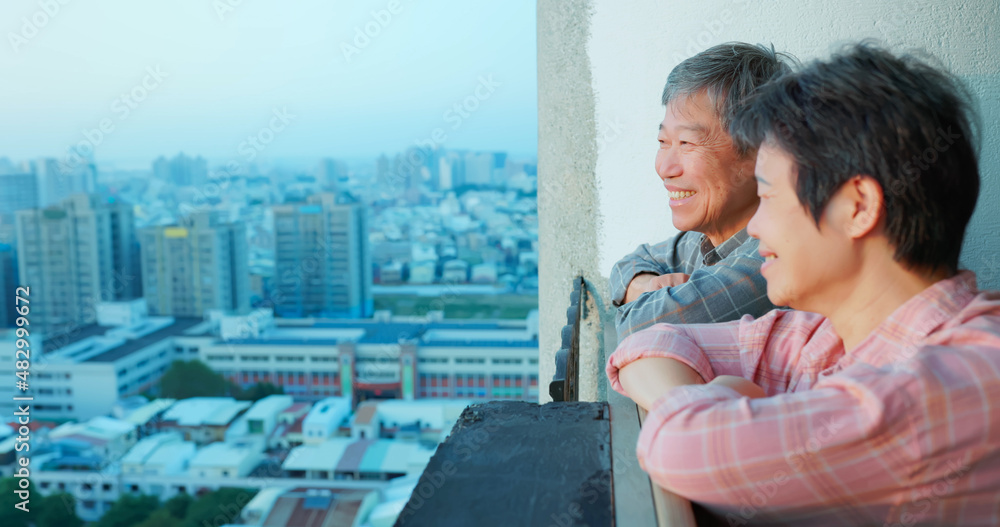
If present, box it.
[95,494,159,527]
[158,360,228,399]
[181,488,257,527]
[233,381,285,402]
[135,509,181,527]
[0,477,36,527]
[37,492,84,527]
[164,492,194,519]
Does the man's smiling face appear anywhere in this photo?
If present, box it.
[655,91,758,246]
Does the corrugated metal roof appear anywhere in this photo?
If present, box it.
[335,439,372,473]
[282,438,353,471]
[359,440,392,473]
[381,442,421,474]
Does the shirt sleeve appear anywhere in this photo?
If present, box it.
[613,238,773,340]
[607,309,831,397]
[635,369,918,521]
[609,234,688,307]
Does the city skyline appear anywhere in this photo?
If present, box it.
[0,3,541,525]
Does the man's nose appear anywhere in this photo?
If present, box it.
[656,148,682,179]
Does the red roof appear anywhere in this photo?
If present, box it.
[262,488,369,527]
[6,420,59,433]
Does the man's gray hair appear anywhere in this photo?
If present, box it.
[663,42,795,154]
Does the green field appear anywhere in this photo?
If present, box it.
[374,294,539,319]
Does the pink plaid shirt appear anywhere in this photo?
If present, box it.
[607,272,1000,526]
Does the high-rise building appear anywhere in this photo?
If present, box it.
[35,157,96,207]
[139,211,250,317]
[0,172,39,221]
[463,152,493,187]
[438,156,454,191]
[491,152,508,186]
[272,193,372,319]
[0,243,16,328]
[152,153,208,187]
[317,158,348,191]
[376,154,390,186]
[15,194,139,338]
[0,156,17,174]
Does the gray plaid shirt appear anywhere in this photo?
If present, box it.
[610,228,776,341]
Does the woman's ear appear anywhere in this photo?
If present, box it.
[834,175,884,239]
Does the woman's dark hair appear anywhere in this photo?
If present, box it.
[730,42,981,274]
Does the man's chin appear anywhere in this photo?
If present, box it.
[669,218,697,234]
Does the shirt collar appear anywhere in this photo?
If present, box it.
[849,271,979,367]
[699,228,750,266]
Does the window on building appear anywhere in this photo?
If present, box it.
[455,358,485,364]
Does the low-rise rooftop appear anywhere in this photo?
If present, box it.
[188,442,259,470]
[162,397,250,427]
[49,416,135,443]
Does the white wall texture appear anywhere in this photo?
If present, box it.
[588,0,1000,287]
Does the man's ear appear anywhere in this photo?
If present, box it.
[838,175,884,239]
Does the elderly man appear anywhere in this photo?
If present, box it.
[608,44,998,525]
[611,42,790,340]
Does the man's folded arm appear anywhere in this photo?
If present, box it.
[614,250,772,340]
[609,236,687,306]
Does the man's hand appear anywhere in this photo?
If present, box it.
[708,375,766,399]
[624,272,691,304]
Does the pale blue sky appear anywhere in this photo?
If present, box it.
[0,1,538,167]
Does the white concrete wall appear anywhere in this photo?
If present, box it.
[588,0,1000,287]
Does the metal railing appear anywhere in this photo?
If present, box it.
[549,276,585,402]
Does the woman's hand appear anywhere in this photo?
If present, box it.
[708,375,766,399]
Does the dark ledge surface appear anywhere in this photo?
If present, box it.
[396,400,613,527]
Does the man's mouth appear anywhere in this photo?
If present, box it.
[668,190,696,200]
